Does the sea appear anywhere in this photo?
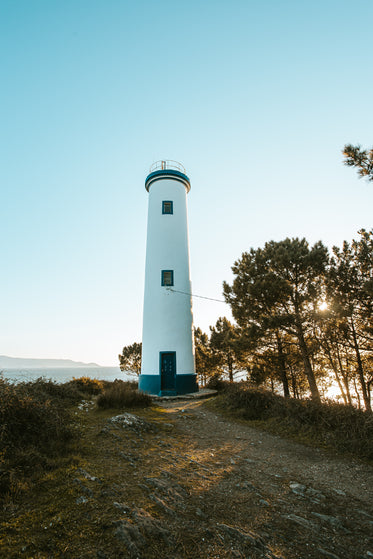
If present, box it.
[1,367,134,384]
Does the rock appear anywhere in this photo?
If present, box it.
[196,507,207,518]
[332,488,346,496]
[289,482,306,496]
[305,486,326,502]
[289,482,325,502]
[108,413,152,432]
[76,468,100,482]
[317,548,341,559]
[114,507,172,556]
[217,523,263,546]
[149,494,176,516]
[286,514,314,530]
[113,502,131,514]
[113,520,145,558]
[311,512,345,530]
[76,496,89,504]
[259,499,270,507]
[241,481,257,491]
[73,479,93,497]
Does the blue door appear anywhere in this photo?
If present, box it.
[160,352,176,392]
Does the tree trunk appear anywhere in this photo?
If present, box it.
[350,319,371,411]
[353,376,361,409]
[295,323,321,402]
[323,342,348,405]
[336,345,352,406]
[289,365,299,398]
[227,351,233,383]
[276,332,290,398]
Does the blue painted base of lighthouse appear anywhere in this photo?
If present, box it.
[138,374,199,396]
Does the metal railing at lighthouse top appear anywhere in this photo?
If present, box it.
[149,160,187,174]
[145,160,190,192]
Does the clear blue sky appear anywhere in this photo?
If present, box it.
[1,0,372,365]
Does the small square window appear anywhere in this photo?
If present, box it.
[162,201,173,214]
[161,270,174,286]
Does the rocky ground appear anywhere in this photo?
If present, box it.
[1,396,373,558]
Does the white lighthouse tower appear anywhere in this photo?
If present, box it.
[139,160,198,396]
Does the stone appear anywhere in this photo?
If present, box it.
[76,468,100,482]
[332,488,346,496]
[311,512,344,530]
[196,507,207,518]
[113,520,145,558]
[113,502,131,514]
[76,496,89,504]
[289,482,325,502]
[289,482,306,496]
[73,479,93,497]
[108,413,151,432]
[317,548,341,559]
[241,481,257,491]
[149,494,176,516]
[286,514,314,530]
[305,487,326,502]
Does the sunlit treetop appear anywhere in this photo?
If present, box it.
[343,144,373,182]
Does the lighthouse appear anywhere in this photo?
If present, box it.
[139,161,198,396]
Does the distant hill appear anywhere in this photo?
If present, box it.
[0,356,101,369]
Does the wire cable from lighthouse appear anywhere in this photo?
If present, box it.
[166,287,226,303]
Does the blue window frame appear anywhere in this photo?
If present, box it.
[162,201,173,214]
[161,270,174,286]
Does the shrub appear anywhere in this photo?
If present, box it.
[67,376,104,396]
[0,379,77,498]
[206,374,229,392]
[23,377,83,404]
[96,380,152,409]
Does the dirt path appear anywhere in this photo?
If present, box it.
[2,396,373,559]
[146,398,373,559]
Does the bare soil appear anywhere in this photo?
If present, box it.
[1,396,373,559]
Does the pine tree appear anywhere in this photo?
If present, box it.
[343,144,373,182]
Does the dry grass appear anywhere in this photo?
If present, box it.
[96,379,152,409]
[212,382,373,460]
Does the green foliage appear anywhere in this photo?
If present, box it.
[96,380,152,409]
[223,237,329,401]
[343,144,373,182]
[194,326,220,386]
[217,383,373,460]
[210,317,245,382]
[326,229,373,411]
[67,376,104,395]
[118,342,142,375]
